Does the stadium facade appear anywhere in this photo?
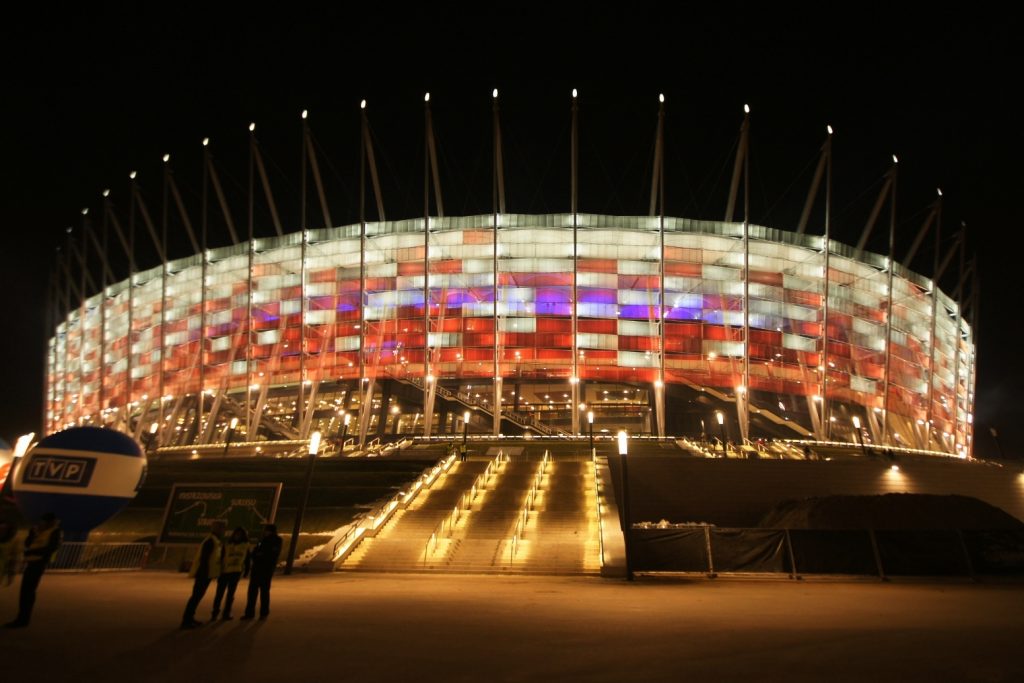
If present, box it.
[45,212,975,456]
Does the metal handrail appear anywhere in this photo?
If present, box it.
[333,454,455,561]
[508,450,549,563]
[386,369,562,435]
[49,542,150,572]
[421,449,505,567]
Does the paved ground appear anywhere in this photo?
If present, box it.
[1,572,1022,682]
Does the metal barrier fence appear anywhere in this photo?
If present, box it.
[47,543,150,572]
[629,527,1024,579]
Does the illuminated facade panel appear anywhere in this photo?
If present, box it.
[46,214,973,454]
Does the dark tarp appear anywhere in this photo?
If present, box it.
[630,528,708,572]
[709,529,787,573]
[788,529,877,575]
[875,530,970,576]
[961,529,1024,575]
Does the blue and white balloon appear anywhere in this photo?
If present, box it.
[12,427,147,537]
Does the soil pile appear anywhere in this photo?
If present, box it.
[758,493,1024,530]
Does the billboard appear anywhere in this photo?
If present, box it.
[158,483,282,544]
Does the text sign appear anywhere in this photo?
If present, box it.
[158,483,282,544]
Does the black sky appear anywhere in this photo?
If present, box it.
[2,5,1020,458]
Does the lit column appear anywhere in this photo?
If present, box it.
[223,416,238,457]
[245,123,256,438]
[821,125,833,439]
[654,379,665,438]
[716,410,727,456]
[881,154,898,445]
[198,138,210,443]
[588,410,595,460]
[740,104,751,444]
[492,88,505,437]
[338,412,351,452]
[655,93,667,439]
[852,415,868,457]
[570,88,581,437]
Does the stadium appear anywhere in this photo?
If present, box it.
[43,100,976,458]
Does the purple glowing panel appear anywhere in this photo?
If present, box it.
[578,290,617,304]
[666,307,702,320]
[619,305,657,319]
[535,288,570,305]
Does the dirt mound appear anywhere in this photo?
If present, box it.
[758,493,1024,530]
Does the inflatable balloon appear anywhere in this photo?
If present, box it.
[11,427,147,539]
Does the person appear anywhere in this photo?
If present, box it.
[212,527,249,621]
[0,519,17,587]
[5,512,62,628]
[459,442,468,462]
[241,523,282,620]
[181,520,225,629]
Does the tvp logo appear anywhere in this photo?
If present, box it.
[24,455,97,488]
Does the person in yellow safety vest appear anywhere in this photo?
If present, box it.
[459,443,468,462]
[211,527,250,621]
[5,512,62,628]
[180,520,225,629]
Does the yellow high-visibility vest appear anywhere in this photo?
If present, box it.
[222,541,249,574]
[189,534,223,579]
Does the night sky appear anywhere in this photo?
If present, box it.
[3,6,1019,458]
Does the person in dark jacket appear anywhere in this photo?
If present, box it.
[5,512,62,628]
[181,520,225,629]
[241,523,282,620]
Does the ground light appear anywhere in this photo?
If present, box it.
[716,411,727,456]
[286,430,322,574]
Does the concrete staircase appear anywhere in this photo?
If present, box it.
[341,459,491,570]
[340,452,602,575]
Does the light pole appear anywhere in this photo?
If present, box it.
[223,417,239,457]
[618,430,633,581]
[852,415,869,457]
[285,430,322,574]
[461,410,470,461]
[588,410,595,460]
[716,411,727,456]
